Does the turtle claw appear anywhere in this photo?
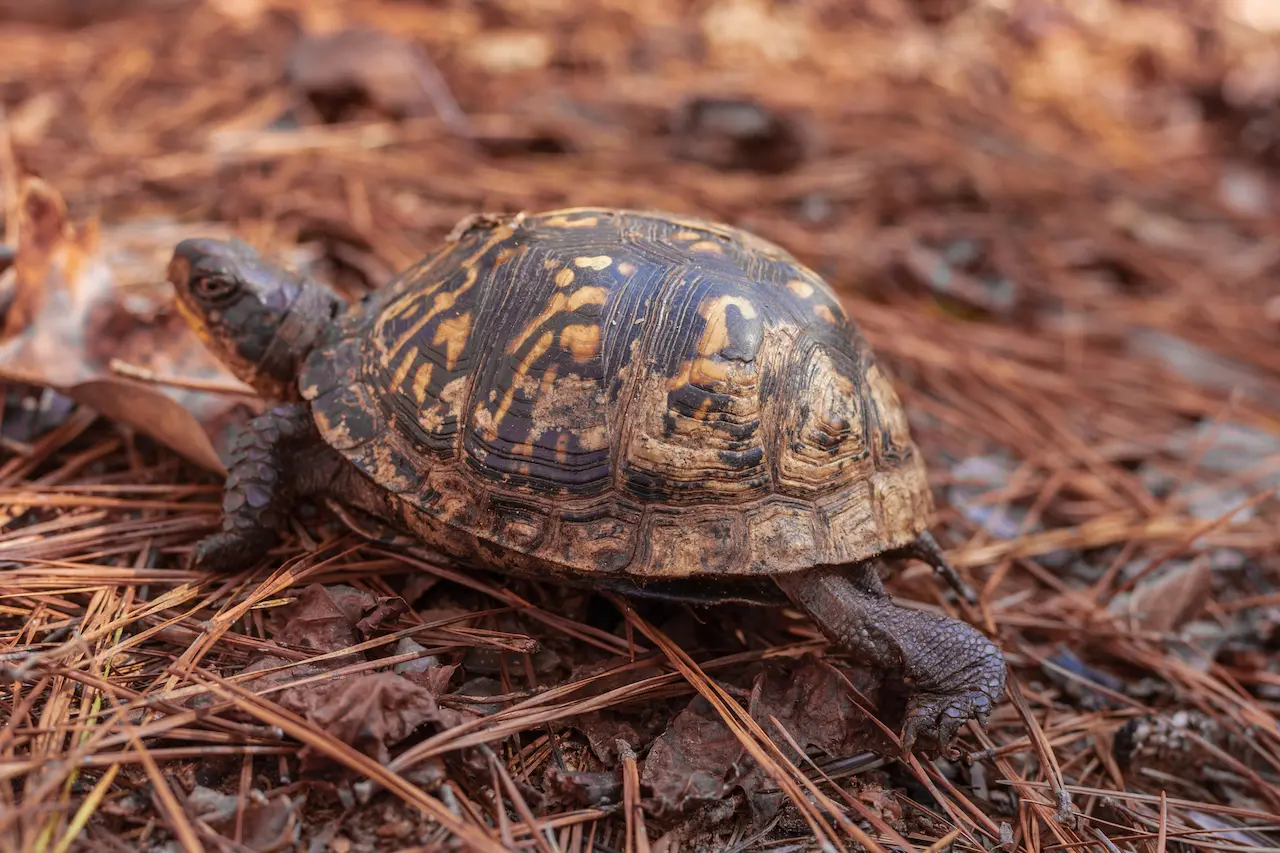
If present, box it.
[900,688,994,757]
[188,529,274,573]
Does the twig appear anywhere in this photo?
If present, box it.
[107,359,257,396]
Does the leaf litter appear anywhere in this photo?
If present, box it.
[0,177,258,472]
[1,0,1280,851]
[642,657,885,827]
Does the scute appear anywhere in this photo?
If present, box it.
[311,383,382,452]
[305,207,934,579]
[462,241,621,496]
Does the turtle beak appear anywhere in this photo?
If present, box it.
[172,292,213,347]
[166,251,202,328]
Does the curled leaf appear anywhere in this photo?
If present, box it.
[0,177,259,471]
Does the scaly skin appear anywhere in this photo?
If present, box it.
[775,562,1006,755]
[190,403,317,572]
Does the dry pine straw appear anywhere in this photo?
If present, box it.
[1,262,1277,852]
[1,396,1278,852]
[3,0,1280,851]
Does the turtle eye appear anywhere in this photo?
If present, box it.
[191,274,238,304]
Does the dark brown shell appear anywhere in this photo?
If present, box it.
[298,208,932,579]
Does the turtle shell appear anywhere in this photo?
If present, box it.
[299,208,933,579]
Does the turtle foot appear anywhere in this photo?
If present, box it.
[901,684,997,757]
[188,529,275,573]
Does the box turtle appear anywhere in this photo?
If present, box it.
[168,207,1005,753]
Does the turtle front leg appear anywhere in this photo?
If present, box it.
[774,564,1006,755]
[191,402,319,572]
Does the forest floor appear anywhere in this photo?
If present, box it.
[2,1,1280,851]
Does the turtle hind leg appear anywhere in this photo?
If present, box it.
[190,402,319,573]
[773,563,1006,756]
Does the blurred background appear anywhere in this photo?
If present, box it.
[2,1,1280,851]
[2,0,1279,464]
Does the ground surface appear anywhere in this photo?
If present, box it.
[2,1,1280,851]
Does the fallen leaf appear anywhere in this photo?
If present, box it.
[749,656,883,760]
[0,177,259,471]
[857,784,904,826]
[565,656,668,697]
[277,671,447,765]
[238,654,462,765]
[356,596,411,638]
[186,785,298,853]
[640,695,761,819]
[237,655,334,701]
[242,585,474,760]
[1125,559,1214,633]
[571,710,645,765]
[543,765,624,808]
[268,584,377,654]
[641,656,882,825]
[286,27,463,127]
[402,662,459,698]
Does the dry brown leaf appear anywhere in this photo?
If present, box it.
[186,786,298,853]
[278,670,451,765]
[543,765,624,809]
[287,27,449,121]
[641,695,760,818]
[241,582,466,765]
[1125,559,1214,633]
[268,584,377,654]
[749,656,884,759]
[0,177,258,471]
[356,596,412,638]
[641,657,882,824]
[572,710,645,765]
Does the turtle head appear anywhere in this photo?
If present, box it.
[168,237,344,399]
